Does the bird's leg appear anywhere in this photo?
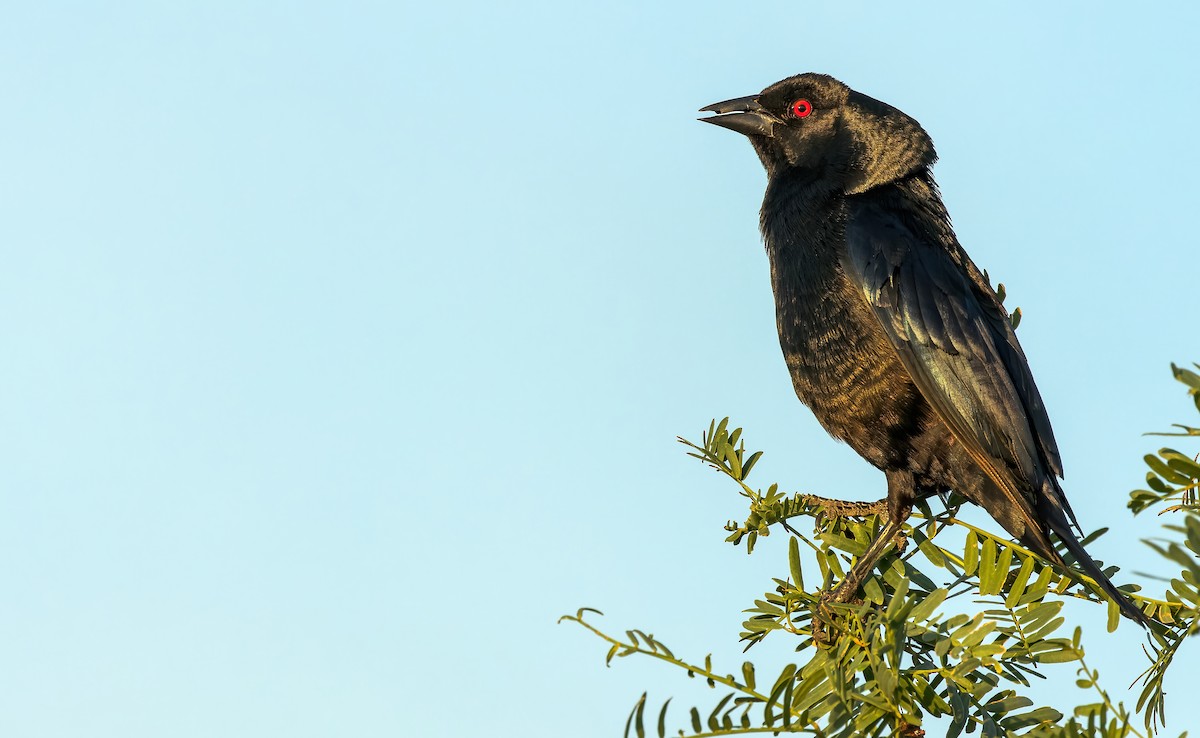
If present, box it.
[810,494,916,645]
[812,515,907,647]
[825,514,907,604]
[824,475,918,605]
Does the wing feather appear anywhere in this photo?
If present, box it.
[843,196,1063,522]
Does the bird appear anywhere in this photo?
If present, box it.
[698,73,1146,624]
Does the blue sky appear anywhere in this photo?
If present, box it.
[1,2,1197,736]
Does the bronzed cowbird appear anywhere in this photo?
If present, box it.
[700,73,1145,624]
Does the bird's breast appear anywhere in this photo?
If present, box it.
[763,203,925,470]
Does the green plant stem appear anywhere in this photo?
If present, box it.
[562,614,828,738]
[946,518,1183,614]
[1077,656,1147,738]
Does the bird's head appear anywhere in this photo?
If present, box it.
[700,73,937,194]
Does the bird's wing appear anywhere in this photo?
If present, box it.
[842,193,1152,622]
[842,193,1068,520]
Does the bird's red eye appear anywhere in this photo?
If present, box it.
[791,99,813,118]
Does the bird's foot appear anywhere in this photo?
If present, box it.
[801,494,888,523]
[801,494,908,551]
[812,587,864,647]
[823,581,864,607]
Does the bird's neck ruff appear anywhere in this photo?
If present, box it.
[840,97,938,195]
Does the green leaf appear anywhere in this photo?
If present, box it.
[960,619,997,649]
[909,588,948,622]
[790,662,832,715]
[1171,362,1200,390]
[1147,453,1192,485]
[1078,526,1109,546]
[820,532,868,556]
[935,634,953,659]
[1019,566,1055,605]
[741,662,756,691]
[767,664,797,719]
[1026,616,1066,643]
[1146,473,1172,493]
[707,693,733,732]
[741,450,763,479]
[747,599,783,616]
[886,576,910,620]
[788,537,804,590]
[656,699,670,738]
[1073,702,1104,718]
[1171,577,1200,605]
[1002,705,1064,730]
[965,530,980,576]
[863,575,885,605]
[901,559,940,592]
[911,674,952,714]
[780,673,794,729]
[1166,455,1200,478]
[947,689,969,738]
[986,695,1033,714]
[916,530,946,568]
[1005,556,1035,608]
[970,643,1006,658]
[979,537,999,595]
[723,443,742,478]
[714,418,729,443]
[647,636,674,660]
[1034,643,1081,663]
[993,545,1013,595]
[625,693,646,738]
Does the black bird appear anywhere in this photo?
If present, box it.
[700,73,1146,624]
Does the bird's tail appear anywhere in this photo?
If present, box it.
[1033,482,1151,627]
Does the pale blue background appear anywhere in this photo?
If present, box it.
[1,2,1197,736]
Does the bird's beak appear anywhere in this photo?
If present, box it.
[698,96,775,137]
